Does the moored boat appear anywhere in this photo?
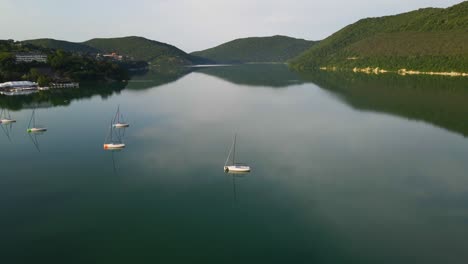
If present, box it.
[27,109,47,133]
[112,105,129,128]
[224,133,251,173]
[0,109,16,124]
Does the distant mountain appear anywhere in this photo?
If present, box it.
[290,1,468,72]
[22,36,204,69]
[23,38,100,54]
[191,35,317,64]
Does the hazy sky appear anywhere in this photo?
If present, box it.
[0,0,463,52]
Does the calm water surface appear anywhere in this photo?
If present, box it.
[1,65,468,263]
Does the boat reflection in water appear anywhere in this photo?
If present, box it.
[28,131,45,152]
[109,148,123,176]
[225,170,249,202]
[0,121,14,142]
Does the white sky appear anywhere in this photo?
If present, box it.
[0,0,463,52]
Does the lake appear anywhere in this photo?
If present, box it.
[1,64,468,263]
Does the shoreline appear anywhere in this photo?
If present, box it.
[319,67,468,77]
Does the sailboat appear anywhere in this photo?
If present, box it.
[27,109,47,133]
[104,121,126,150]
[224,133,251,173]
[0,109,16,124]
[112,105,129,128]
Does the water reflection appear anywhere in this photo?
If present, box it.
[0,69,191,110]
[225,171,249,202]
[194,64,303,88]
[28,132,44,152]
[301,71,468,137]
[125,68,191,91]
[0,122,14,142]
[110,149,123,176]
[1,64,468,264]
[0,82,126,111]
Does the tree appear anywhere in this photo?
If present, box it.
[37,75,50,87]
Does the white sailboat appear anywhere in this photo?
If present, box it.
[224,133,251,173]
[104,121,126,150]
[112,105,129,128]
[0,109,16,124]
[27,109,47,133]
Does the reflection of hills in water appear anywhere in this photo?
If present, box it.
[125,68,191,91]
[0,82,126,111]
[301,71,468,137]
[194,64,303,88]
[0,69,191,110]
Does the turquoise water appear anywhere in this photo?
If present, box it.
[1,65,468,263]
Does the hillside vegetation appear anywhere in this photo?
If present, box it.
[0,40,128,83]
[22,36,202,69]
[191,35,317,63]
[84,36,199,68]
[23,38,99,54]
[290,1,468,72]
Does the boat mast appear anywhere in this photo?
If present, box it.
[28,109,35,128]
[116,105,120,123]
[233,133,236,165]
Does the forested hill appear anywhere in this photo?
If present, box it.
[290,1,468,72]
[84,36,203,68]
[23,36,206,69]
[23,38,100,54]
[191,35,317,64]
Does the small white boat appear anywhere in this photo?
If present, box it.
[224,164,251,173]
[224,133,251,173]
[104,121,126,150]
[27,109,47,133]
[103,143,125,150]
[0,109,16,124]
[112,105,129,128]
[27,127,47,133]
[113,123,129,128]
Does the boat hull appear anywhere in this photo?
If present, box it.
[104,143,126,150]
[224,165,251,173]
[1,119,16,124]
[113,123,129,128]
[27,128,47,133]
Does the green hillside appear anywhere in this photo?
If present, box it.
[191,35,317,64]
[23,38,99,54]
[290,1,468,72]
[84,36,197,68]
[22,36,203,69]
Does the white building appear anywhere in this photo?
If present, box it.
[15,53,48,63]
